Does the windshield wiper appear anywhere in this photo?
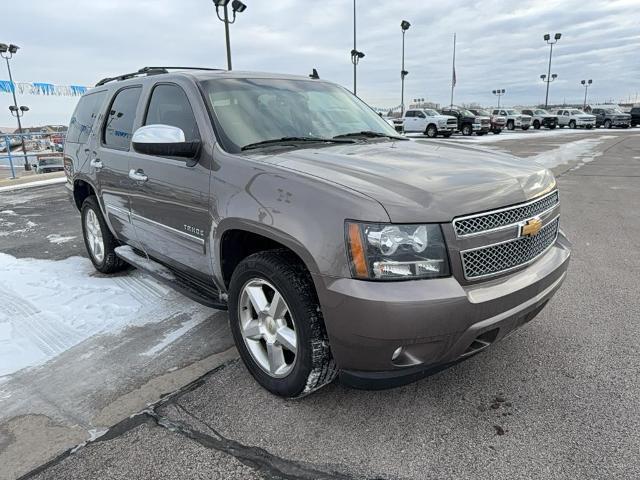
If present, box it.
[333,130,404,140]
[241,136,353,151]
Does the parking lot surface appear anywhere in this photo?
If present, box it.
[2,128,639,479]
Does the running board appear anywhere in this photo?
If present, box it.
[115,246,227,310]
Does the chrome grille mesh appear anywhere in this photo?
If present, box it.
[461,217,559,279]
[453,191,559,236]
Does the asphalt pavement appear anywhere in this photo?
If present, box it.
[3,129,639,480]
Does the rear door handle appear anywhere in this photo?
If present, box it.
[90,158,103,169]
[129,169,148,183]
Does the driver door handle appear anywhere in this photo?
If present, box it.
[129,168,148,183]
[90,158,103,169]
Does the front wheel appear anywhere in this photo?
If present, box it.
[533,120,541,129]
[492,129,501,135]
[604,120,612,129]
[81,196,127,274]
[522,126,530,131]
[425,124,438,138]
[507,120,515,130]
[569,120,577,129]
[442,132,452,138]
[549,124,556,129]
[462,124,472,136]
[228,250,337,398]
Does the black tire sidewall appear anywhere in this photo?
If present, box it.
[426,125,437,138]
[81,196,124,273]
[462,125,472,136]
[228,255,317,397]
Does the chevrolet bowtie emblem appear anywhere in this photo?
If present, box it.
[520,217,543,237]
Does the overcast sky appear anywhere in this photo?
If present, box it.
[1,0,639,127]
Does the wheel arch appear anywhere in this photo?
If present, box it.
[73,178,98,211]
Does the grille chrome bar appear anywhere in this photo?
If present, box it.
[453,190,559,238]
[460,216,559,280]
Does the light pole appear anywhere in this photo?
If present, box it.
[350,0,365,95]
[581,79,592,110]
[540,73,558,107]
[213,0,247,71]
[543,32,561,108]
[0,43,30,171]
[492,89,505,108]
[400,20,410,116]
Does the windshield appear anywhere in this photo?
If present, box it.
[604,108,622,114]
[506,109,519,115]
[570,109,585,115]
[200,78,400,152]
[534,109,548,115]
[423,109,438,116]
[460,109,474,116]
[474,110,490,116]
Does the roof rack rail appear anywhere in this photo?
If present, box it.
[95,66,224,87]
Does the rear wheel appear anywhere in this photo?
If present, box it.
[425,124,438,138]
[462,124,472,136]
[522,126,530,131]
[228,250,337,398]
[81,196,126,274]
[492,129,501,135]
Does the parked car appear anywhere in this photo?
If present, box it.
[65,67,570,397]
[591,107,631,129]
[521,109,557,129]
[630,106,640,127]
[492,109,531,131]
[31,154,64,174]
[440,106,489,136]
[554,109,595,129]
[469,109,505,134]
[403,108,457,138]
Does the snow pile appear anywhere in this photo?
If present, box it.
[0,254,216,377]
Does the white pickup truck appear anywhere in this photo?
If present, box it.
[402,108,458,138]
[554,109,595,129]
[492,108,531,131]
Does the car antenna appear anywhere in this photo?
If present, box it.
[309,68,320,79]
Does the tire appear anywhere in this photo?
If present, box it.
[228,250,337,398]
[569,120,577,129]
[493,129,501,135]
[81,196,127,274]
[522,126,530,131]
[586,125,593,130]
[507,120,515,130]
[476,132,486,136]
[533,120,541,129]
[425,124,438,138]
[549,124,556,129]
[604,119,612,129]
[442,132,452,138]
[462,124,472,136]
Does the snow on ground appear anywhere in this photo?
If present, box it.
[0,254,217,378]
[408,127,611,144]
[46,233,77,244]
[530,135,613,169]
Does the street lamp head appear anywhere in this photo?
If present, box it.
[213,0,230,6]
[0,43,8,53]
[492,90,496,94]
[501,89,505,94]
[401,20,411,31]
[8,44,19,54]
[9,105,17,112]
[544,33,550,41]
[540,74,547,80]
[551,73,558,80]
[401,69,409,78]
[19,106,29,112]
[231,0,247,13]
[588,79,592,85]
[554,33,562,40]
[581,79,585,85]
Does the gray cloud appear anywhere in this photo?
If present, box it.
[1,0,638,126]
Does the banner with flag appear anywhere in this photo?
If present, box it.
[0,80,88,96]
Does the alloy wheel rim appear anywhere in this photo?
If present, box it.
[85,209,105,263]
[238,278,298,378]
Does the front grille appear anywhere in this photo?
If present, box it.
[447,119,457,125]
[481,118,490,125]
[461,217,559,279]
[453,190,559,237]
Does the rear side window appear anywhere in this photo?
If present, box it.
[103,87,142,150]
[144,84,200,142]
[67,91,107,144]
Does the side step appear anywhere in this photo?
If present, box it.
[115,246,227,310]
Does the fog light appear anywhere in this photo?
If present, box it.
[392,346,403,361]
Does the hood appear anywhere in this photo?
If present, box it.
[259,140,556,223]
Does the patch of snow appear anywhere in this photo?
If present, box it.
[0,210,17,215]
[530,135,612,168]
[0,176,66,193]
[46,234,77,244]
[141,318,203,356]
[25,220,38,228]
[0,254,218,378]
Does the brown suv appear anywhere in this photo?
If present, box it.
[65,67,571,397]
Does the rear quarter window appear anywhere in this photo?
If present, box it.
[67,91,107,144]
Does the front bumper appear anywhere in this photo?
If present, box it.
[542,118,557,127]
[313,232,571,388]
[473,124,490,132]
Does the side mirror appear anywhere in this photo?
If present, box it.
[132,124,200,159]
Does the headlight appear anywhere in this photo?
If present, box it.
[346,222,450,280]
